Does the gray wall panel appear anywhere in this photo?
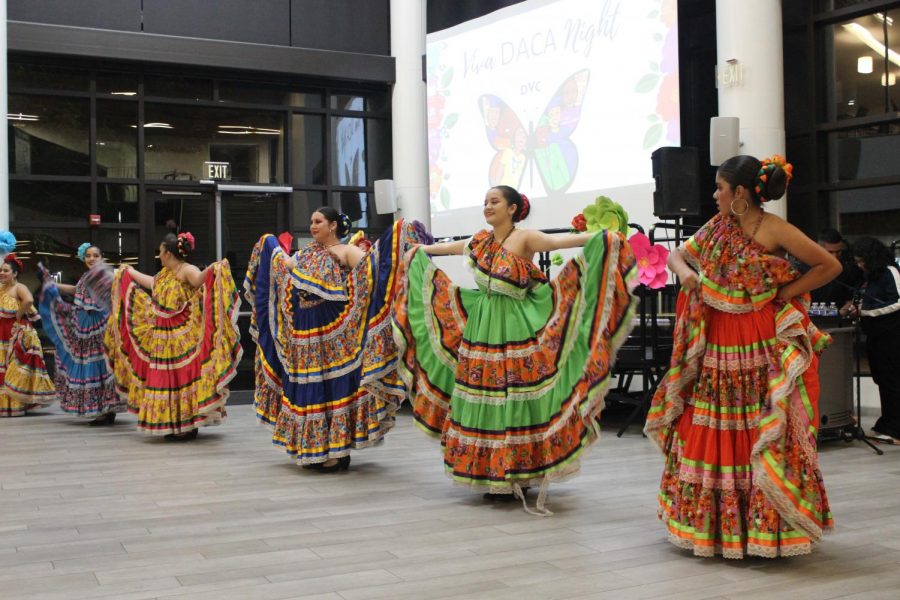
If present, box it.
[9,0,142,31]
[291,0,390,55]
[9,22,395,84]
[143,0,291,46]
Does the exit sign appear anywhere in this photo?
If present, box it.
[204,161,231,181]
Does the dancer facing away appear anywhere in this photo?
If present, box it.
[104,232,242,440]
[393,185,637,515]
[0,253,55,417]
[245,208,425,472]
[645,155,841,558]
[38,244,124,424]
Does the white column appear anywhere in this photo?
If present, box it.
[716,0,786,218]
[0,0,9,230]
[389,0,430,227]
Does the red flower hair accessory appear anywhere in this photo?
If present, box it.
[176,232,195,257]
[177,232,195,249]
[516,193,531,221]
[3,253,24,273]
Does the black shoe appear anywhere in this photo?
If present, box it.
[164,429,199,441]
[483,486,530,501]
[317,455,351,473]
[89,412,115,426]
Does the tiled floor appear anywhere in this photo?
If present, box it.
[1,378,897,600]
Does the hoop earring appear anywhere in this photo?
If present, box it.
[730,198,749,216]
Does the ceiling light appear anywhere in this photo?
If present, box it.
[111,91,137,96]
[848,99,856,106]
[130,122,173,129]
[218,125,281,135]
[858,56,874,73]
[7,113,39,121]
[874,13,894,27]
[842,23,900,68]
[882,72,897,86]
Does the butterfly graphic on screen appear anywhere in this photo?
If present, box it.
[478,69,589,195]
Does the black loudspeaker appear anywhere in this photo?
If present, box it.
[652,146,701,218]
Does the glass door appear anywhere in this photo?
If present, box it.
[219,191,288,287]
[219,190,289,391]
[147,188,215,269]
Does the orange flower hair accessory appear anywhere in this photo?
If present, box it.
[755,154,793,202]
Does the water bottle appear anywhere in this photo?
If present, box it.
[828,302,838,317]
[810,302,820,316]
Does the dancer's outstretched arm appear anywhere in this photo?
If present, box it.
[421,239,467,256]
[523,230,592,253]
[125,266,156,290]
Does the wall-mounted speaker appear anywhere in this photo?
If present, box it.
[373,179,397,214]
[709,116,740,166]
[652,146,701,218]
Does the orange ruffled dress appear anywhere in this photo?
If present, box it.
[104,263,242,434]
[645,214,833,558]
[0,293,55,417]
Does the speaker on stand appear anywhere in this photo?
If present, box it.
[651,146,701,220]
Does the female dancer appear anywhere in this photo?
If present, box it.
[0,254,55,417]
[104,232,242,439]
[245,208,423,471]
[392,185,637,515]
[645,155,841,558]
[39,243,124,424]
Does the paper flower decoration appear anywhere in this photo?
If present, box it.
[277,232,293,254]
[0,231,17,255]
[629,232,669,289]
[550,252,564,266]
[583,196,629,235]
[571,213,587,232]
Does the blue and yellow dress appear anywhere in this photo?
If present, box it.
[244,220,421,465]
